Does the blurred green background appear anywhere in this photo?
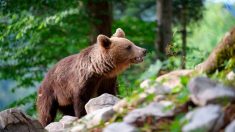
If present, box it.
[0,0,235,117]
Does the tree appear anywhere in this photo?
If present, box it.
[173,0,204,69]
[156,0,173,60]
[196,27,235,73]
[85,0,113,44]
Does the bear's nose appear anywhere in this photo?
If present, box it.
[143,49,147,56]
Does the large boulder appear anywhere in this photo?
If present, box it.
[0,108,44,132]
[182,105,224,132]
[85,93,120,114]
[188,77,235,106]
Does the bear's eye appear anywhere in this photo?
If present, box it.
[126,45,132,50]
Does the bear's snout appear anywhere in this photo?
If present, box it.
[142,49,147,56]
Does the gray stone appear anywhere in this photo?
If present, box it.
[182,105,224,132]
[113,99,128,113]
[85,93,120,114]
[188,77,235,106]
[156,70,193,88]
[225,120,235,132]
[59,115,77,128]
[227,71,235,81]
[103,122,138,132]
[124,101,174,124]
[45,116,77,131]
[140,79,152,89]
[140,80,172,95]
[70,124,87,132]
[0,108,44,132]
[45,122,64,132]
[80,106,115,128]
[68,107,116,131]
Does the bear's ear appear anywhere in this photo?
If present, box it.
[112,28,125,38]
[97,35,111,49]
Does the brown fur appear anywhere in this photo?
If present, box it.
[36,28,147,127]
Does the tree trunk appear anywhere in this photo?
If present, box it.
[181,22,187,69]
[196,27,235,73]
[156,0,172,60]
[180,2,187,69]
[86,0,112,45]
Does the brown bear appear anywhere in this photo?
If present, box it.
[36,28,147,127]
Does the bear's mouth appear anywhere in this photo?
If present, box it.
[131,56,144,63]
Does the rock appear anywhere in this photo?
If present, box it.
[0,108,44,132]
[70,124,87,132]
[113,99,128,113]
[227,71,235,81]
[85,93,120,114]
[131,93,148,107]
[45,122,64,132]
[59,116,78,128]
[68,107,115,131]
[188,77,235,106]
[182,105,224,132]
[124,101,174,125]
[45,116,78,131]
[225,120,235,132]
[156,70,193,88]
[75,106,115,129]
[140,79,152,88]
[140,80,172,95]
[153,95,165,102]
[147,85,171,95]
[103,122,138,132]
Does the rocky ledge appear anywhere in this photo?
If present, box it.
[44,75,235,132]
[2,75,235,132]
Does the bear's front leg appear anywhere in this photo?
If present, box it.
[73,74,102,118]
[98,77,118,96]
[73,95,87,118]
[73,81,97,117]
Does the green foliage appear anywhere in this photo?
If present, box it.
[187,3,235,64]
[113,17,155,48]
[0,0,91,114]
[138,60,162,82]
[170,114,186,132]
[165,3,235,70]
[0,7,90,87]
[173,0,205,25]
[176,76,190,104]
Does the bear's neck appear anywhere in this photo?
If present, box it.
[91,53,130,78]
[90,49,116,77]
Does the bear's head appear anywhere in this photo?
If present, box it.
[97,28,147,77]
